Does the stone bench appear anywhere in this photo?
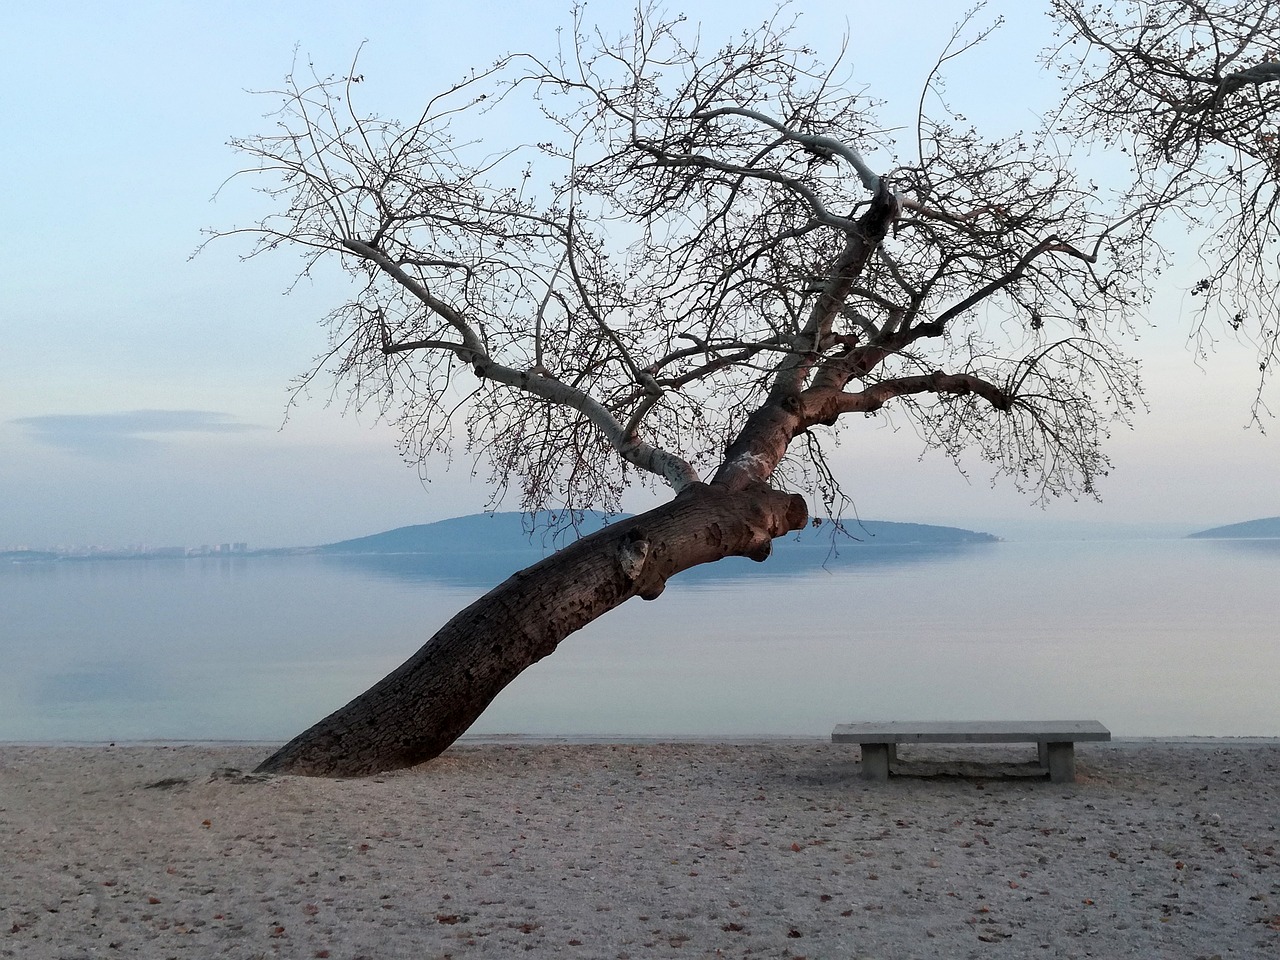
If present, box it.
[831,720,1111,783]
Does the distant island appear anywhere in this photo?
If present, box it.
[316,512,998,555]
[308,511,998,583]
[1187,516,1280,539]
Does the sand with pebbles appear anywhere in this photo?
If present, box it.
[2,739,1278,958]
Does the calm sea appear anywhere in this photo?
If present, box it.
[2,538,1276,743]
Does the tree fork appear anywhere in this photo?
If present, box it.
[256,481,807,777]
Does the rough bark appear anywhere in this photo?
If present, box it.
[256,481,807,777]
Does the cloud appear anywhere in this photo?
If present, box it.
[11,410,262,459]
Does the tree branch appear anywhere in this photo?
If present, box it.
[690,105,882,194]
[812,371,1013,419]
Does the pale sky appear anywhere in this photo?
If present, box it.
[1,1,1275,549]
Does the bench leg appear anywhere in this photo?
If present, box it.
[861,743,891,781]
[1045,741,1076,783]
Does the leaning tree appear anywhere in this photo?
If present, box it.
[217,2,1278,776]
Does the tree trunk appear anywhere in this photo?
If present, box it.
[256,481,807,776]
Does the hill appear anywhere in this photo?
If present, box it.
[312,512,997,584]
[317,512,996,555]
[316,511,622,555]
[1187,516,1280,539]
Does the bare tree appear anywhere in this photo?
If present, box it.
[1048,0,1280,412]
[218,6,1222,776]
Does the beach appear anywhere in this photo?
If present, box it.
[2,740,1277,958]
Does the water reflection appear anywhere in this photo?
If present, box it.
[321,540,994,588]
[3,538,1278,742]
[1197,537,1280,558]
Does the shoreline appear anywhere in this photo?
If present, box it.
[7,732,1280,748]
[3,740,1277,957]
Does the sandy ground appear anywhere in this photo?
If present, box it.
[2,739,1278,959]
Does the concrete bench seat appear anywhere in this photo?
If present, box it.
[831,720,1111,783]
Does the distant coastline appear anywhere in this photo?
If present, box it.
[0,543,258,564]
[11,510,1280,565]
[2,511,996,571]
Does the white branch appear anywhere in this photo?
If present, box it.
[341,238,487,357]
[344,235,700,491]
[691,105,882,194]
[472,358,701,491]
